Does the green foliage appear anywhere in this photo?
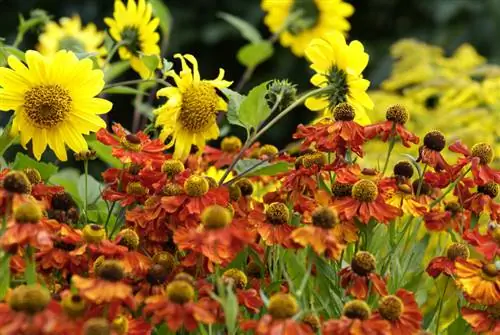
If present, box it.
[11,153,58,181]
[234,159,291,177]
[238,81,272,131]
[217,12,262,43]
[141,54,160,76]
[149,0,172,36]
[86,134,122,168]
[48,169,82,205]
[103,61,130,82]
[237,42,274,68]
[102,86,149,96]
[78,174,102,205]
[0,255,10,300]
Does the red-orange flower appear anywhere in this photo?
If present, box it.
[221,269,263,313]
[462,305,500,335]
[427,243,469,278]
[372,289,423,335]
[463,224,500,261]
[463,183,500,221]
[416,131,450,172]
[449,140,500,186]
[144,280,216,332]
[203,136,243,168]
[340,251,388,299]
[423,202,470,232]
[333,179,401,224]
[455,258,500,305]
[97,123,166,167]
[247,202,295,247]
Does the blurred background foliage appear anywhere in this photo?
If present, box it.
[1,0,500,148]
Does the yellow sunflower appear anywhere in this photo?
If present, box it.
[37,16,105,57]
[104,0,161,78]
[0,50,112,161]
[154,54,232,160]
[304,31,372,125]
[262,0,354,57]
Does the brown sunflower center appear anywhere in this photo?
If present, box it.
[378,295,404,320]
[478,182,499,198]
[385,104,409,124]
[162,159,185,176]
[446,243,469,261]
[444,202,462,215]
[332,182,353,197]
[267,293,299,319]
[393,161,414,178]
[265,202,290,225]
[125,182,147,196]
[24,84,72,129]
[471,143,493,165]
[120,134,142,152]
[23,168,42,185]
[9,285,51,314]
[222,268,248,289]
[333,102,355,121]
[351,251,376,276]
[152,251,176,274]
[352,179,378,202]
[343,300,371,320]
[235,178,254,196]
[3,171,32,194]
[117,229,140,250]
[423,130,446,152]
[303,152,327,168]
[179,83,219,133]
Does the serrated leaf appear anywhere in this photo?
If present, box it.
[102,86,148,96]
[11,153,58,181]
[104,60,130,82]
[149,0,172,36]
[237,42,274,68]
[220,88,247,129]
[234,159,291,177]
[239,81,271,131]
[78,174,102,205]
[86,134,122,168]
[217,12,262,43]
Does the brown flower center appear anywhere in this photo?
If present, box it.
[471,143,493,165]
[221,136,242,153]
[201,205,232,230]
[179,83,219,133]
[184,175,209,197]
[393,161,414,178]
[265,202,290,225]
[312,206,339,228]
[378,295,404,320]
[351,251,376,276]
[97,260,125,282]
[333,102,355,121]
[222,268,248,289]
[446,243,469,261]
[423,130,446,152]
[343,300,371,320]
[166,280,195,304]
[267,293,299,319]
[24,84,72,128]
[352,179,378,202]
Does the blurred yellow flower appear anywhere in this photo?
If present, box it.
[38,16,105,58]
[154,54,232,160]
[104,0,161,78]
[304,32,372,125]
[0,50,111,161]
[261,0,353,57]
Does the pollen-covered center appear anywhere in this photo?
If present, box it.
[482,263,498,279]
[393,161,414,178]
[423,130,446,152]
[331,182,353,197]
[97,260,125,282]
[222,268,248,289]
[166,280,195,304]
[478,182,499,198]
[58,36,86,53]
[184,175,209,197]
[265,202,290,225]
[121,134,142,152]
[386,104,409,124]
[117,228,140,250]
[267,293,299,319]
[303,152,326,168]
[333,102,355,121]
[179,83,219,133]
[342,300,371,320]
[14,202,43,223]
[446,242,469,261]
[471,143,493,165]
[201,205,232,230]
[312,206,339,228]
[351,251,376,276]
[378,295,404,321]
[352,179,378,202]
[221,136,242,153]
[162,159,185,176]
[24,84,72,129]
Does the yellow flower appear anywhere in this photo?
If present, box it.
[38,16,105,58]
[104,0,160,78]
[154,54,232,160]
[304,32,372,125]
[261,0,353,57]
[0,50,112,161]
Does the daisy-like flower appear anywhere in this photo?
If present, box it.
[0,50,112,161]
[38,16,104,57]
[463,223,500,261]
[304,32,373,124]
[416,130,450,172]
[462,305,500,335]
[248,202,295,247]
[104,0,160,78]
[386,183,427,218]
[423,201,469,232]
[364,104,419,148]
[241,293,313,335]
[72,260,134,308]
[144,280,216,332]
[334,179,401,224]
[455,258,500,305]
[221,269,263,314]
[294,103,366,160]
[339,251,388,299]
[0,201,52,251]
[372,289,423,335]
[97,123,166,167]
[463,182,500,221]
[261,0,354,57]
[0,171,34,213]
[154,54,232,160]
[426,242,470,278]
[322,300,391,335]
[449,141,500,185]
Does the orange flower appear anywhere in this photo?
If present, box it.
[463,224,500,261]
[386,184,427,218]
[462,305,500,335]
[463,183,500,221]
[372,289,423,335]
[416,131,450,172]
[0,171,33,215]
[97,123,166,167]
[126,196,171,244]
[334,179,401,224]
[322,300,391,335]
[455,258,500,305]
[248,202,295,247]
[72,260,134,308]
[144,280,216,332]
[340,251,388,299]
[221,269,263,313]
[203,136,243,168]
[424,202,469,232]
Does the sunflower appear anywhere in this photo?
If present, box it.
[0,50,111,161]
[304,32,373,125]
[104,0,161,78]
[261,0,354,57]
[154,54,232,160]
[38,16,105,58]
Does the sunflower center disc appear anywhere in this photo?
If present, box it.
[24,84,72,128]
[179,83,218,133]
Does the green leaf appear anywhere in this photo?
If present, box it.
[149,0,172,36]
[237,42,274,68]
[141,54,160,76]
[11,153,58,181]
[2,46,25,61]
[162,58,173,74]
[102,86,148,96]
[447,315,470,334]
[217,12,262,43]
[238,81,272,131]
[234,159,291,177]
[222,287,239,335]
[104,60,130,82]
[48,169,83,206]
[78,174,102,205]
[220,88,247,130]
[0,255,10,299]
[86,134,122,168]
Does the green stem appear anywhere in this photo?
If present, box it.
[429,166,471,208]
[381,124,397,175]
[435,277,449,334]
[104,78,170,90]
[103,41,126,69]
[218,86,328,185]
[416,164,428,196]
[24,246,36,285]
[0,121,17,157]
[83,159,89,224]
[104,201,117,236]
